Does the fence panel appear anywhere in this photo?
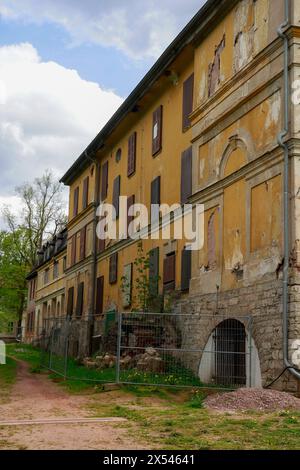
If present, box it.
[38,313,252,389]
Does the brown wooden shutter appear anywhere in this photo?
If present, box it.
[149,247,159,296]
[163,253,176,288]
[127,132,137,176]
[112,175,121,219]
[67,287,74,316]
[181,146,193,204]
[73,187,79,217]
[82,176,89,210]
[151,176,161,223]
[79,227,86,261]
[100,161,108,201]
[109,252,118,284]
[97,236,106,253]
[76,282,84,316]
[71,234,77,266]
[182,73,194,130]
[95,276,104,315]
[181,248,191,291]
[152,105,163,156]
[127,194,135,238]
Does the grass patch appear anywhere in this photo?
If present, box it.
[86,389,300,450]
[0,356,17,396]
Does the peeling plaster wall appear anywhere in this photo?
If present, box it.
[183,0,300,390]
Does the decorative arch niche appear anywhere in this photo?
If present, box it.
[219,135,249,178]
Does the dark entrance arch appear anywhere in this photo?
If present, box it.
[214,319,246,386]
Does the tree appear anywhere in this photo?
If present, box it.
[2,170,67,266]
[0,230,29,326]
[121,241,163,312]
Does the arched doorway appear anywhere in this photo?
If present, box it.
[214,319,246,386]
[199,318,262,387]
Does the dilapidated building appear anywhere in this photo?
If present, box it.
[25,0,300,391]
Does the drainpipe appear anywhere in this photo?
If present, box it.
[84,150,100,354]
[277,0,300,381]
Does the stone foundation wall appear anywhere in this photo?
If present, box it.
[175,276,300,393]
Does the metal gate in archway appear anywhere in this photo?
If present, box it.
[214,319,247,387]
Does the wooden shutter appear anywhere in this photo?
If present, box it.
[127,194,135,238]
[71,234,77,266]
[97,236,106,254]
[76,282,84,316]
[181,146,193,204]
[151,176,161,223]
[127,132,137,176]
[109,252,118,284]
[163,253,176,287]
[152,105,163,156]
[149,247,159,295]
[181,248,191,291]
[100,161,108,201]
[79,227,86,261]
[95,276,104,315]
[182,73,194,130]
[113,175,121,219]
[73,187,79,217]
[67,287,74,316]
[82,176,89,210]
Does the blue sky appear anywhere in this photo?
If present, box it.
[0,0,205,211]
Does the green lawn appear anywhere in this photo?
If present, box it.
[0,356,17,402]
[86,387,300,450]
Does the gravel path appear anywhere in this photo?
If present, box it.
[204,388,300,412]
[0,360,146,450]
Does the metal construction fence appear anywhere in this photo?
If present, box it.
[37,313,253,389]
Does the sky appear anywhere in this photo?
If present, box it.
[0,0,205,222]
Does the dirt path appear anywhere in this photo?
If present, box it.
[0,360,147,450]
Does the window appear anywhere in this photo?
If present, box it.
[82,176,89,210]
[8,322,14,334]
[67,287,74,317]
[70,234,77,266]
[181,248,191,291]
[116,148,122,163]
[182,73,194,130]
[163,252,176,291]
[79,227,86,262]
[63,256,67,272]
[100,161,108,201]
[151,176,161,224]
[44,268,49,285]
[76,282,84,316]
[122,264,132,308]
[127,132,137,176]
[95,276,104,315]
[181,147,193,204]
[127,194,135,238]
[112,175,121,219]
[73,186,79,217]
[109,252,118,284]
[152,106,163,156]
[53,260,59,279]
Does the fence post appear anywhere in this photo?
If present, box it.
[49,323,54,370]
[116,312,122,384]
[63,317,70,381]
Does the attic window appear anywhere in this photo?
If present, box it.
[116,148,122,163]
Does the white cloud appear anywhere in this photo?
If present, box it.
[0,43,123,198]
[0,0,205,60]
